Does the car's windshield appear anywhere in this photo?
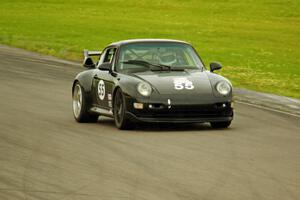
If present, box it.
[116,42,204,72]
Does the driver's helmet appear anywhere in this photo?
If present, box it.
[158,51,177,66]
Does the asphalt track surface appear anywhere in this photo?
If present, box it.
[0,46,299,200]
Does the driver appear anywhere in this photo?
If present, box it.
[158,51,177,66]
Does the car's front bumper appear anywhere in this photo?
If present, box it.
[125,98,234,123]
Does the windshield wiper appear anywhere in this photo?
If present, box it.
[122,60,172,71]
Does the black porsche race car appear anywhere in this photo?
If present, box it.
[72,39,233,129]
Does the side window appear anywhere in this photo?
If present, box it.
[103,48,116,63]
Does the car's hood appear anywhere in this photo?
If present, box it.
[132,70,213,95]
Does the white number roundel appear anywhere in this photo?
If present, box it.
[98,80,105,100]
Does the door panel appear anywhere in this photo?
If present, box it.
[92,47,117,111]
[93,73,114,110]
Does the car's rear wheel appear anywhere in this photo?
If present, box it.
[210,121,231,129]
[72,82,99,122]
[113,88,133,130]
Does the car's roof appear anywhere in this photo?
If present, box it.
[108,39,191,47]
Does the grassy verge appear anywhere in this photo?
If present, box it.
[0,0,299,98]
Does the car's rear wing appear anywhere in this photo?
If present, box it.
[83,50,102,68]
[84,50,102,57]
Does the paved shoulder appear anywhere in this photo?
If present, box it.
[234,88,300,116]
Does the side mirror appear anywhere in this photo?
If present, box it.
[99,63,111,71]
[83,57,95,68]
[210,62,222,72]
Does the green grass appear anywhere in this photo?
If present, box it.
[0,0,299,98]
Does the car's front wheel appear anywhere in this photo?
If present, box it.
[72,82,99,122]
[210,121,231,129]
[113,88,133,130]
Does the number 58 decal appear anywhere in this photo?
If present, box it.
[173,78,194,90]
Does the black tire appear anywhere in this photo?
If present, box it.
[210,121,231,129]
[113,88,133,130]
[72,82,99,123]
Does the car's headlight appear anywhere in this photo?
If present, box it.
[137,82,152,96]
[216,81,231,96]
